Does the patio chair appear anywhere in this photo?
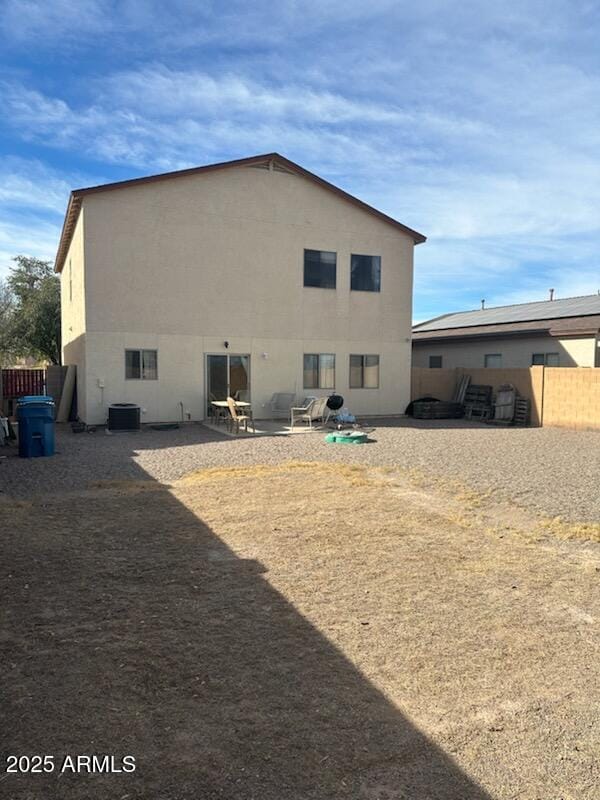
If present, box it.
[269,392,296,418]
[290,396,328,428]
[226,396,255,434]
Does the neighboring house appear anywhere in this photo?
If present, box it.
[412,294,600,369]
[57,153,426,425]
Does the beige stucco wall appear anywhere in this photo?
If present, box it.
[60,209,87,419]
[412,334,596,369]
[558,336,598,368]
[63,165,416,424]
[84,333,411,424]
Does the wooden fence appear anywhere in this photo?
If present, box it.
[1,366,69,418]
[1,368,46,398]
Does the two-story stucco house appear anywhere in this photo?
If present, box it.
[56,153,425,425]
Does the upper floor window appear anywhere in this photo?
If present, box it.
[429,355,443,369]
[484,353,502,368]
[532,352,559,366]
[350,354,379,388]
[126,349,158,380]
[351,254,381,292]
[304,249,336,289]
[303,353,335,389]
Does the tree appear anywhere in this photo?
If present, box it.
[2,256,61,365]
[0,279,16,366]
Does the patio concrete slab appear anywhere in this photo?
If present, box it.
[202,419,328,437]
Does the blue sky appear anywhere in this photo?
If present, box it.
[1,0,599,321]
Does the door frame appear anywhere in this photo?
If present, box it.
[205,353,251,416]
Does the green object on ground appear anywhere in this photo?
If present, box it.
[325,431,368,444]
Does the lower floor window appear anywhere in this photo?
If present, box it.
[429,355,442,368]
[349,354,379,388]
[532,352,559,366]
[303,354,335,389]
[126,349,158,380]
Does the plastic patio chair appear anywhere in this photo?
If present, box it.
[226,396,255,434]
[290,396,327,428]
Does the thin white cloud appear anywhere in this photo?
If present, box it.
[0,0,112,41]
[0,158,102,276]
[0,156,71,211]
[0,217,60,274]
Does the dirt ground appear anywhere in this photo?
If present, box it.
[2,461,600,799]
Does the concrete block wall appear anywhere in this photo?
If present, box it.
[542,368,600,430]
[410,365,600,430]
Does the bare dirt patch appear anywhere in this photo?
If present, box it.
[2,462,600,799]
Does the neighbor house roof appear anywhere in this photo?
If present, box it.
[412,315,600,343]
[413,294,600,343]
[54,153,426,273]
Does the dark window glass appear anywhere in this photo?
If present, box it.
[303,354,335,389]
[142,350,158,380]
[351,254,381,292]
[349,355,363,388]
[319,354,335,389]
[532,352,560,366]
[429,355,443,369]
[126,349,158,380]
[350,355,379,388]
[303,354,319,389]
[484,354,502,368]
[125,349,141,379]
[304,249,336,289]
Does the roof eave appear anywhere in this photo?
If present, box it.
[412,328,553,344]
[54,193,82,273]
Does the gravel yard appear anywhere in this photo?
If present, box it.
[3,459,600,799]
[1,419,599,521]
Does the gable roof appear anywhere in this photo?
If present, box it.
[413,293,600,334]
[54,152,426,272]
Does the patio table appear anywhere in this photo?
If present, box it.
[210,400,252,426]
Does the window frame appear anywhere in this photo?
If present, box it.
[303,249,337,290]
[303,353,336,390]
[125,348,158,380]
[429,355,443,369]
[350,253,381,293]
[349,354,380,389]
[484,353,502,368]
[532,352,560,366]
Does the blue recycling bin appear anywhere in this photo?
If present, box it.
[17,395,55,458]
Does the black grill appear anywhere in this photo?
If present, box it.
[326,394,344,411]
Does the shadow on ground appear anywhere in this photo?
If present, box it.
[1,445,492,800]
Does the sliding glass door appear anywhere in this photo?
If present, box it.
[206,354,250,415]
